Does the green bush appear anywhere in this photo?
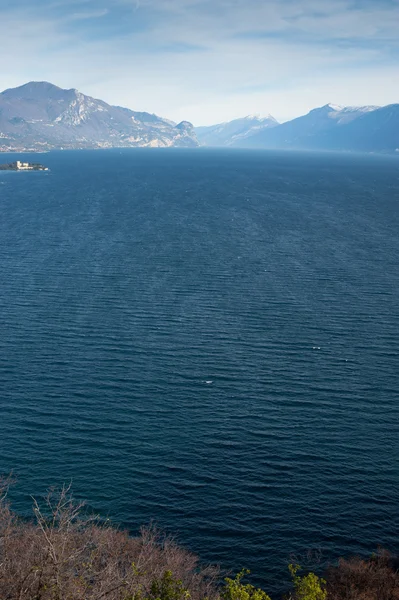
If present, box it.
[222,569,271,600]
[288,564,327,600]
[148,570,191,600]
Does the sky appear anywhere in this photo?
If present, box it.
[0,0,398,125]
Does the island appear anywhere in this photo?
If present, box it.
[0,160,49,171]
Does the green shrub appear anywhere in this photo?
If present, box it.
[289,564,327,600]
[148,570,191,600]
[222,569,271,600]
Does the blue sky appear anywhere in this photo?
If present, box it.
[1,0,398,125]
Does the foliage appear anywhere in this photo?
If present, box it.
[288,564,327,600]
[148,570,191,600]
[1,479,399,600]
[222,569,271,600]
[0,480,219,600]
[325,551,399,600]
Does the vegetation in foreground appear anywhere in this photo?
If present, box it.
[0,479,397,600]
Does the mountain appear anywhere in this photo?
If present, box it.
[311,104,399,152]
[0,82,198,151]
[195,114,278,147]
[3,84,396,153]
[229,104,399,153]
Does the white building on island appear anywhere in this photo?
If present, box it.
[12,161,48,171]
[15,161,34,170]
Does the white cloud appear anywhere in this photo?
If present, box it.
[68,9,109,20]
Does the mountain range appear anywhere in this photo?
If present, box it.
[0,82,198,151]
[196,104,399,153]
[0,82,398,153]
[195,114,278,147]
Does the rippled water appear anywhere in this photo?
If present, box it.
[0,149,398,592]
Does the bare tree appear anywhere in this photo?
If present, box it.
[0,482,220,600]
[326,550,399,600]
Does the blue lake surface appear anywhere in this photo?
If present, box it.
[0,148,398,592]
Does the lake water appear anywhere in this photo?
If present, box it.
[0,148,398,593]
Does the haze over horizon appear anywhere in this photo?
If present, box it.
[1,0,399,126]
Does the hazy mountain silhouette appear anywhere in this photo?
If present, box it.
[195,115,278,147]
[196,103,399,153]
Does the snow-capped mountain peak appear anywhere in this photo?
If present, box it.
[326,103,344,112]
[195,113,279,147]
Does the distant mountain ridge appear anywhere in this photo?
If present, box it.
[195,103,399,153]
[1,82,397,153]
[195,114,279,147]
[0,82,198,151]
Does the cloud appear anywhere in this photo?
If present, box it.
[68,9,109,20]
[0,0,398,125]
